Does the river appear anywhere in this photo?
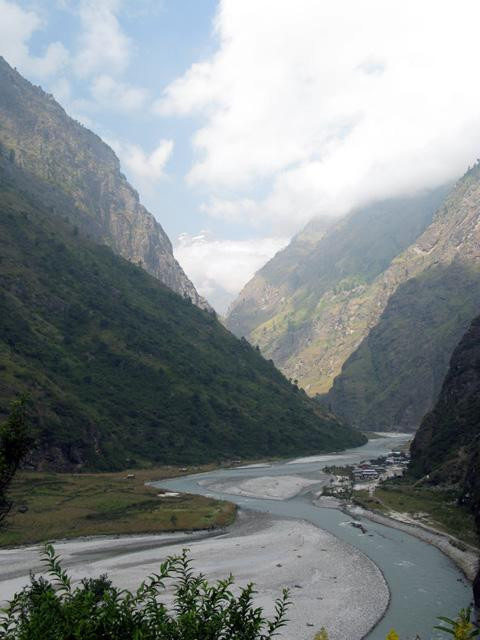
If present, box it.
[157,435,473,640]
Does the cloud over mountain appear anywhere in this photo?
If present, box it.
[159,0,480,233]
[174,233,288,313]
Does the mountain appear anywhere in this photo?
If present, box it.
[0,56,208,309]
[409,315,480,605]
[226,187,449,394]
[326,164,480,430]
[0,150,365,470]
[409,314,480,486]
[226,217,333,339]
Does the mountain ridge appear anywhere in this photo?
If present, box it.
[0,56,208,309]
[226,187,450,395]
[326,163,480,429]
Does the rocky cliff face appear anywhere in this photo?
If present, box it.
[226,188,449,394]
[0,56,208,309]
[228,167,480,430]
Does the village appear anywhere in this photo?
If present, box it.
[321,449,411,499]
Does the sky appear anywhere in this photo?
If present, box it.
[2,0,480,312]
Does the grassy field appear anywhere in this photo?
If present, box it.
[353,483,478,547]
[0,466,236,547]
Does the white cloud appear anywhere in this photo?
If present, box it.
[174,232,288,312]
[73,0,131,78]
[201,197,262,227]
[67,2,152,118]
[0,1,147,120]
[0,0,69,77]
[113,139,174,183]
[158,0,480,233]
[91,74,148,111]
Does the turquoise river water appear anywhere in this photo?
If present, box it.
[157,436,474,640]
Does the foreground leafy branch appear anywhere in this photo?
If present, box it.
[435,608,479,639]
[0,546,290,639]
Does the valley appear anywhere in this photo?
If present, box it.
[0,56,364,470]
[0,11,479,639]
[0,436,473,640]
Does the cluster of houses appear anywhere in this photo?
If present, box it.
[352,450,410,484]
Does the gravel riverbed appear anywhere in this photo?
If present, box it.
[0,509,389,640]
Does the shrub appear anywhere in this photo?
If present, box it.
[0,545,290,640]
[435,608,479,639]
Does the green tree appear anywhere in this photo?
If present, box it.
[0,397,32,524]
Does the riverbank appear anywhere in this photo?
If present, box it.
[314,484,478,583]
[3,435,472,639]
[345,503,479,582]
[0,467,236,546]
[0,509,389,640]
[353,484,477,546]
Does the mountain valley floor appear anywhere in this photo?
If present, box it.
[0,510,389,640]
[0,465,236,546]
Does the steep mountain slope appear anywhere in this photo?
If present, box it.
[0,154,364,470]
[327,164,480,430]
[409,316,480,604]
[0,56,207,309]
[226,217,333,338]
[410,314,480,483]
[226,188,449,393]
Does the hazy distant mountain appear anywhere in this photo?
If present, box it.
[0,56,208,309]
[226,217,333,338]
[0,150,364,470]
[226,187,449,395]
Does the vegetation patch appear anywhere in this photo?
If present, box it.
[354,482,478,547]
[0,467,236,547]
[0,546,289,640]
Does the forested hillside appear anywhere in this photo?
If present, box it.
[0,153,364,470]
[410,315,480,488]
